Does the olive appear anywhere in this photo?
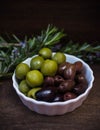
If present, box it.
[58,62,71,76]
[64,64,76,80]
[19,80,30,94]
[43,76,54,87]
[52,52,66,64]
[54,75,64,86]
[75,73,87,84]
[72,83,88,95]
[58,80,75,93]
[27,87,41,99]
[41,59,58,76]
[35,87,56,102]
[74,61,83,73]
[39,47,52,59]
[63,92,77,101]
[53,94,64,102]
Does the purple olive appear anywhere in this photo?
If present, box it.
[43,76,54,87]
[64,64,76,80]
[63,92,77,101]
[74,61,83,73]
[35,87,56,102]
[75,73,87,84]
[72,83,88,95]
[58,62,71,76]
[54,75,64,86]
[53,94,64,102]
[58,80,75,93]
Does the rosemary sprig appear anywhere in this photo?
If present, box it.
[0,25,65,78]
[61,40,100,54]
[0,25,100,78]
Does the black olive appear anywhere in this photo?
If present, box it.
[54,75,64,86]
[74,61,83,73]
[75,73,87,84]
[35,87,56,102]
[58,80,75,93]
[53,94,64,102]
[58,62,71,76]
[63,92,77,101]
[43,76,54,87]
[64,64,76,80]
[72,83,88,95]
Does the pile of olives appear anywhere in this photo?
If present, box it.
[15,48,88,103]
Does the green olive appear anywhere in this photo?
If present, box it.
[30,56,44,70]
[41,59,58,76]
[19,80,30,94]
[39,48,52,59]
[27,87,41,99]
[52,52,66,64]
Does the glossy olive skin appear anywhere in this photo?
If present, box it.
[35,87,56,102]
[74,61,83,73]
[54,75,64,86]
[72,83,88,95]
[64,64,76,80]
[75,73,87,84]
[52,94,64,102]
[58,80,75,93]
[58,62,71,76]
[63,92,77,101]
[43,76,54,87]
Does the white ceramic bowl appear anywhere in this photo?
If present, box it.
[12,54,94,116]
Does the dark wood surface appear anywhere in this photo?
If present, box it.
[0,64,100,130]
[0,1,100,130]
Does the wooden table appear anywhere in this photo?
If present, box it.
[0,64,100,130]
